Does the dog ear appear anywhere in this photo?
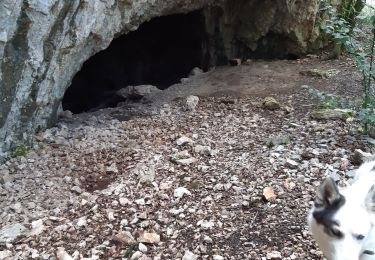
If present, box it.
[315,177,341,208]
[365,185,375,212]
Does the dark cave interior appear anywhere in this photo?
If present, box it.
[61,8,301,114]
[62,10,209,113]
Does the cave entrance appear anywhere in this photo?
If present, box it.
[62,10,209,114]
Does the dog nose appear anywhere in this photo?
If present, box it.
[363,250,374,255]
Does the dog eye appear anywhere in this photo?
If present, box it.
[325,225,343,238]
[356,235,365,240]
[331,228,343,238]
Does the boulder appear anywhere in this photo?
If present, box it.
[351,149,373,166]
[300,68,340,79]
[185,95,200,112]
[310,109,353,121]
[116,85,161,100]
[262,97,280,110]
[182,251,198,260]
[138,232,160,244]
[266,133,290,148]
[0,223,27,244]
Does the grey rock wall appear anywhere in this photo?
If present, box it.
[0,0,322,159]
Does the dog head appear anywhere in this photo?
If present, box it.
[308,174,375,260]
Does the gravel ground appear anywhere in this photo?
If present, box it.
[0,58,373,260]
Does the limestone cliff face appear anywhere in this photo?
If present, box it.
[0,0,321,158]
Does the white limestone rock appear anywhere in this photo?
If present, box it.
[0,223,28,244]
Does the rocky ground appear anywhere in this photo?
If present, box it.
[0,55,374,260]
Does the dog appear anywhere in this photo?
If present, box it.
[308,161,375,260]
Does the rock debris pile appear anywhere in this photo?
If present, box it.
[0,90,372,259]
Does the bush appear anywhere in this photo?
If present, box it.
[318,1,375,133]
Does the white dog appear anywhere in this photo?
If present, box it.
[308,161,375,260]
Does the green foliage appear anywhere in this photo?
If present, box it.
[265,134,290,148]
[305,86,355,109]
[189,181,200,190]
[8,144,30,159]
[339,0,366,27]
[356,17,375,132]
[321,14,351,45]
[357,5,375,25]
[319,1,365,57]
[317,1,375,133]
[358,107,375,126]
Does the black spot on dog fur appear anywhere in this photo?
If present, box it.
[313,194,346,238]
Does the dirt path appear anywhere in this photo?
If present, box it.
[150,55,360,100]
[0,56,371,259]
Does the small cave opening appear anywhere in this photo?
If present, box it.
[62,10,210,114]
[247,32,301,60]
